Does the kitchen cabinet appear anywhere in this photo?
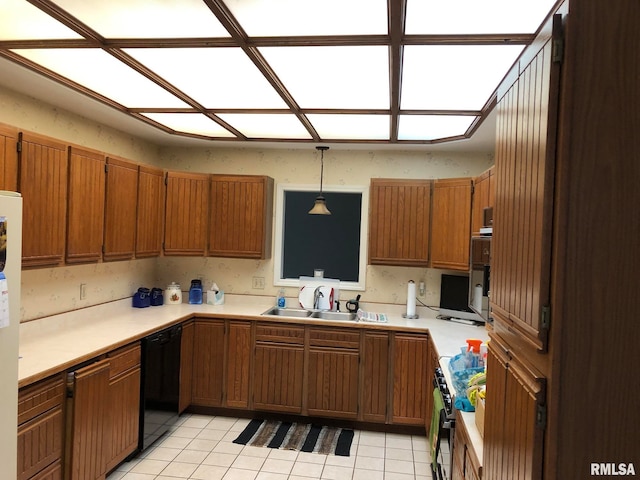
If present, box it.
[164,171,209,256]
[0,122,18,191]
[209,175,273,259]
[103,157,138,262]
[179,320,194,413]
[425,335,440,434]
[360,331,389,423]
[391,333,429,426]
[368,178,432,266]
[66,146,105,264]
[105,343,141,472]
[17,375,65,480]
[471,166,494,236]
[253,323,304,414]
[452,410,482,480]
[430,178,473,271]
[226,321,252,409]
[191,320,225,407]
[64,359,110,480]
[18,132,68,268]
[135,164,164,258]
[307,327,359,420]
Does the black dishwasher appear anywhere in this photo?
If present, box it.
[140,324,182,450]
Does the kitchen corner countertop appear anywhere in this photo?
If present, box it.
[18,294,489,387]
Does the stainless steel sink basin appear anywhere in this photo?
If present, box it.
[310,311,358,321]
[261,307,313,318]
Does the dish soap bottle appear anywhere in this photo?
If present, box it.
[277,288,286,308]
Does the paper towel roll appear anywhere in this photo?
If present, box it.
[473,284,483,312]
[406,280,416,317]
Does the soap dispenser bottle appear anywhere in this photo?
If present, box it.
[277,288,286,308]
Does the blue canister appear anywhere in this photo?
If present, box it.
[150,287,164,306]
[189,279,203,304]
[132,287,151,308]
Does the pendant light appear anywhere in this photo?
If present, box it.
[308,146,331,215]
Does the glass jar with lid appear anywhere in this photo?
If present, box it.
[165,282,182,304]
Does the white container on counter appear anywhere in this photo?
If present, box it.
[164,283,182,304]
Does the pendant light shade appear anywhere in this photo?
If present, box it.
[309,146,331,215]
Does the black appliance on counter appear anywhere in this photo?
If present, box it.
[430,366,455,480]
[139,324,182,450]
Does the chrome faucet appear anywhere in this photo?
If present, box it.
[313,286,324,310]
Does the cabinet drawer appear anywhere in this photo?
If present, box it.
[17,406,64,480]
[309,327,360,350]
[255,323,304,345]
[107,342,141,379]
[30,459,62,480]
[18,375,64,426]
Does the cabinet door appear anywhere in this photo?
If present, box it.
[360,331,389,423]
[368,179,432,266]
[226,321,252,409]
[391,333,429,425]
[471,166,494,235]
[307,328,359,419]
[179,321,194,413]
[430,178,472,271]
[491,37,559,352]
[136,165,164,258]
[209,175,273,259]
[0,123,18,191]
[164,171,209,256]
[191,320,225,406]
[66,146,105,264]
[18,132,68,268]
[103,157,138,261]
[253,324,304,414]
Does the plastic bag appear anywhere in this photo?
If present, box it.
[448,353,484,399]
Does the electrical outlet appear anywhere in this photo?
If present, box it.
[252,276,265,289]
[80,283,87,300]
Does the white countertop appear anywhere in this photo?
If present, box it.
[18,294,489,387]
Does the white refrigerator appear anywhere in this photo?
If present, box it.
[0,191,22,478]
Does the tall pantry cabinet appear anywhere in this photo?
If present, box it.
[484,1,640,478]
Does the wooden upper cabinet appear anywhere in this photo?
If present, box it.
[430,178,472,271]
[208,175,273,259]
[66,146,106,264]
[164,171,209,256]
[471,166,494,235]
[18,132,68,268]
[368,178,432,266]
[491,34,558,352]
[136,165,164,258]
[0,123,18,191]
[103,157,138,262]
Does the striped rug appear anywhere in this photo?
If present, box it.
[233,419,354,456]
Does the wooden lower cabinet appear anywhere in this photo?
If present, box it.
[452,411,482,480]
[191,320,225,407]
[391,333,429,426]
[30,461,62,480]
[226,321,252,408]
[360,331,389,423]
[307,328,360,419]
[179,321,194,413]
[253,323,305,414]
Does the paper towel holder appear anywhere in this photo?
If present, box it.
[402,279,419,319]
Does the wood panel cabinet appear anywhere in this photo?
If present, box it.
[253,323,304,414]
[191,320,225,407]
[136,165,164,258]
[103,157,138,262]
[226,321,252,409]
[17,375,65,480]
[368,179,432,266]
[66,147,105,264]
[391,333,429,426]
[209,175,273,259]
[430,178,473,271]
[164,171,209,256]
[0,122,18,191]
[360,331,389,423]
[452,410,482,480]
[18,132,68,268]
[471,166,494,235]
[105,344,141,472]
[307,328,359,419]
[179,321,194,413]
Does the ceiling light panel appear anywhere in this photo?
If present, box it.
[141,113,236,137]
[125,48,288,109]
[401,45,524,110]
[12,49,189,108]
[0,0,81,40]
[307,114,390,140]
[217,114,312,139]
[52,0,230,38]
[405,0,558,34]
[225,0,388,36]
[398,115,476,141]
[260,46,389,109]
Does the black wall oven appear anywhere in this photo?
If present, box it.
[430,366,455,480]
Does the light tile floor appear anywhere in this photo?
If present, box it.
[106,414,434,480]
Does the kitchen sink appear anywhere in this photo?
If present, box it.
[309,311,357,321]
[260,307,357,321]
[261,307,313,318]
